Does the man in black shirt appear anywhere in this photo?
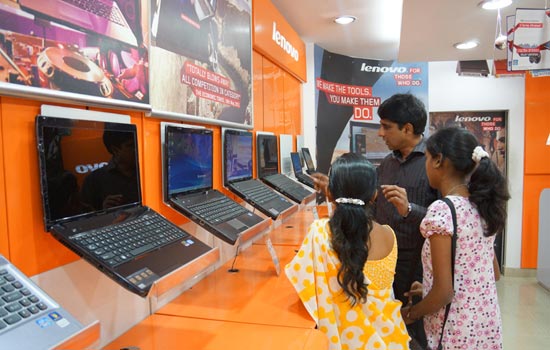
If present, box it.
[375,93,439,348]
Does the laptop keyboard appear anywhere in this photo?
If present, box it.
[70,212,188,268]
[296,173,314,188]
[245,182,279,203]
[0,269,49,332]
[62,0,126,26]
[188,196,248,224]
[264,174,312,201]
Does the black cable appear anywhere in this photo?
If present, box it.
[228,243,240,273]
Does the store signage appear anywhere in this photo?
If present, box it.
[272,22,299,61]
[253,0,306,81]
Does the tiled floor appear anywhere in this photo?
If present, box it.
[497,275,550,349]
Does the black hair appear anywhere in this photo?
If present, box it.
[426,127,510,236]
[328,153,377,306]
[377,93,427,135]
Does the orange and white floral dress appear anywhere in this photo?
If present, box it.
[285,218,410,350]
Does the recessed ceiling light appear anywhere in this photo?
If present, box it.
[334,15,356,25]
[454,40,480,50]
[478,0,513,10]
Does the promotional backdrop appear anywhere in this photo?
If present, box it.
[0,0,149,107]
[314,46,428,172]
[150,0,253,127]
[430,110,507,267]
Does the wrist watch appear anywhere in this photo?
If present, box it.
[403,203,412,218]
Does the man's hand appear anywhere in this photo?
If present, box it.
[311,173,329,196]
[381,184,410,217]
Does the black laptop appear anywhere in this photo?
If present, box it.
[256,134,313,204]
[222,129,295,220]
[290,152,314,189]
[301,147,317,175]
[35,116,213,297]
[162,124,265,245]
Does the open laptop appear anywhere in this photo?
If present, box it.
[35,115,213,297]
[222,129,295,220]
[256,134,314,204]
[0,254,84,350]
[162,124,265,245]
[290,152,314,189]
[19,0,139,47]
[301,147,317,175]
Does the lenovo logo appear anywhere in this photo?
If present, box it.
[360,63,407,73]
[454,115,492,122]
[272,22,299,62]
[75,162,108,174]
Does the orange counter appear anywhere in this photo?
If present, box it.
[155,243,314,328]
[104,314,328,350]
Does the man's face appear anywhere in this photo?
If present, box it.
[377,119,407,151]
[496,135,506,155]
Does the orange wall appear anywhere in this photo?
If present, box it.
[0,50,303,276]
[0,102,7,257]
[253,0,306,82]
[521,74,550,268]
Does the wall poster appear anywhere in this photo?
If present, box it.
[429,111,507,176]
[430,110,507,267]
[150,0,253,128]
[314,46,428,173]
[0,0,150,109]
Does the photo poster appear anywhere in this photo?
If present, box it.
[429,111,507,176]
[0,0,150,106]
[429,110,507,268]
[510,8,550,71]
[314,45,428,173]
[150,0,253,127]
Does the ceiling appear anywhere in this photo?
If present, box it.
[269,0,546,62]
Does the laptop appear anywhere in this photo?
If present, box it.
[256,134,314,204]
[290,152,314,189]
[301,147,317,175]
[222,129,295,220]
[0,254,84,350]
[19,0,139,47]
[35,116,213,297]
[162,124,265,245]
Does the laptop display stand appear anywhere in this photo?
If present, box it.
[148,246,220,311]
[51,320,101,350]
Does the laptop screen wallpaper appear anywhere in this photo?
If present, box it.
[166,127,213,195]
[224,130,253,183]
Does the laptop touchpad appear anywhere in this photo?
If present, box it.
[228,219,245,230]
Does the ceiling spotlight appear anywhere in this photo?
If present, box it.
[454,40,480,50]
[479,0,513,10]
[334,15,356,25]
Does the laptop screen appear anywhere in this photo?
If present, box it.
[301,147,315,171]
[36,116,141,231]
[257,134,278,178]
[165,126,213,196]
[290,152,303,174]
[223,129,253,184]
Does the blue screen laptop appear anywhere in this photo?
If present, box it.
[222,129,294,220]
[163,125,264,245]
